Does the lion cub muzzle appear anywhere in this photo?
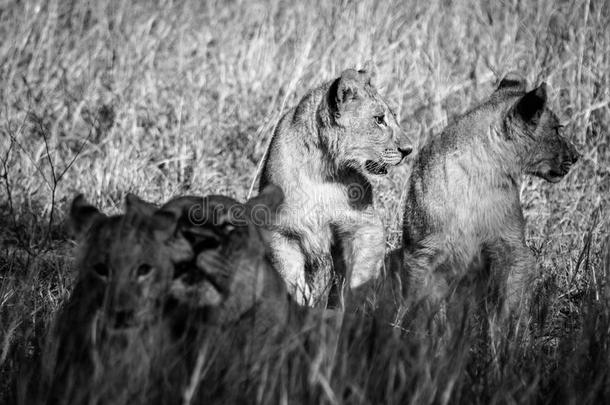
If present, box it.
[365,146,412,175]
[559,140,580,173]
[383,147,412,165]
[546,140,579,182]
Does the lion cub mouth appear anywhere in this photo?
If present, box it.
[364,160,389,175]
[539,161,574,183]
[545,168,569,183]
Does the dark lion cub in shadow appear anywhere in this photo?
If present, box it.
[34,187,296,405]
[401,73,579,322]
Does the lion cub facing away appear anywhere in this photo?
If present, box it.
[402,73,579,319]
[260,62,413,306]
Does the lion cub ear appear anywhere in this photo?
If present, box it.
[496,72,527,92]
[69,194,106,240]
[514,83,548,124]
[151,210,193,262]
[335,62,378,110]
[246,185,284,216]
[359,60,377,87]
[335,68,363,108]
[150,210,178,242]
[125,193,157,217]
[244,185,283,228]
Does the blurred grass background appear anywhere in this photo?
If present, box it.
[0,0,609,403]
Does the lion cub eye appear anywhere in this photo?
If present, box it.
[92,263,109,278]
[374,114,386,126]
[136,263,153,278]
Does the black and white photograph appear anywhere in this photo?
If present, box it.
[0,0,608,404]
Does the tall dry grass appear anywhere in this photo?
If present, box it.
[1,0,609,403]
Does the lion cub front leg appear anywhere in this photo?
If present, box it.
[504,246,537,322]
[336,212,385,304]
[267,231,311,305]
[306,252,334,308]
[402,233,456,319]
[486,238,537,322]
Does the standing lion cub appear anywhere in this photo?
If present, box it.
[260,62,413,306]
[401,73,579,319]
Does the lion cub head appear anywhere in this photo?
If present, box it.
[323,61,413,175]
[69,186,287,333]
[497,73,579,182]
[69,194,192,332]
[161,185,289,325]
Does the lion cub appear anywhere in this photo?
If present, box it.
[260,62,413,306]
[402,73,579,319]
[159,185,296,334]
[41,194,192,404]
[40,187,294,404]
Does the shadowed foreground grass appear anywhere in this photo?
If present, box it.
[1,0,609,403]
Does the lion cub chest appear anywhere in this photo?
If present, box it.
[277,180,367,251]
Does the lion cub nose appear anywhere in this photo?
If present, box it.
[399,147,413,159]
